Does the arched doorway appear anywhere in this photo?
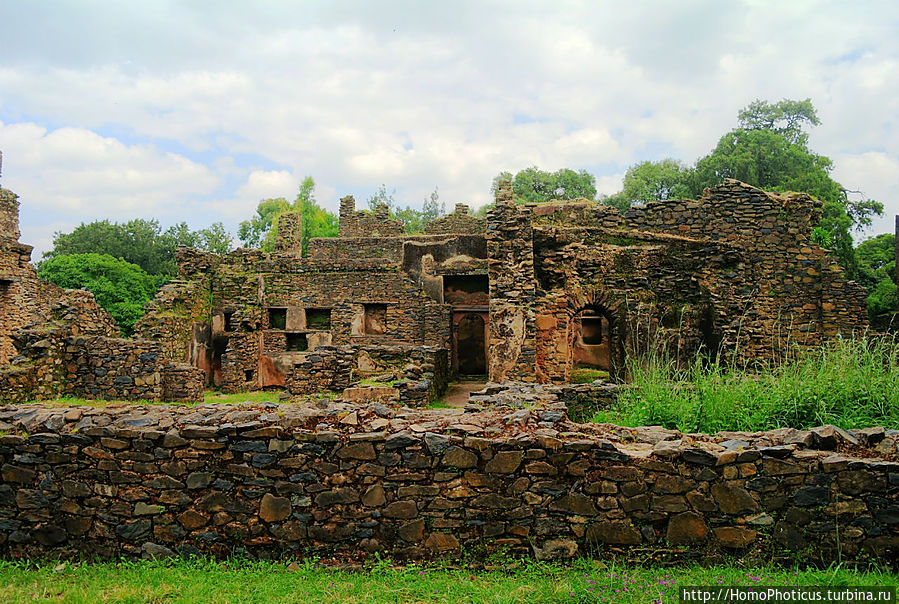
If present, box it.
[455,313,487,375]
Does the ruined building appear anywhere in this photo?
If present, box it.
[0,149,869,403]
[134,179,867,399]
[0,153,204,403]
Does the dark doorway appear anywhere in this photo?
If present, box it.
[455,313,487,375]
[572,309,612,371]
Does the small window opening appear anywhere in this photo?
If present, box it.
[306,308,332,330]
[223,311,235,332]
[579,311,604,345]
[285,333,308,351]
[364,304,387,335]
[268,308,287,330]
[244,369,254,382]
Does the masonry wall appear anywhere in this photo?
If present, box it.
[285,344,448,405]
[487,180,870,383]
[0,183,203,404]
[138,245,453,393]
[0,405,895,565]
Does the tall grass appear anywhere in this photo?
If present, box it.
[591,336,899,432]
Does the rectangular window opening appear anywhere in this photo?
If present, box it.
[244,369,254,382]
[306,308,332,330]
[285,333,308,352]
[223,311,235,332]
[363,304,387,335]
[268,308,287,330]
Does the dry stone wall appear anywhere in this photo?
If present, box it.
[285,344,448,405]
[0,402,895,566]
[487,180,870,383]
[0,180,203,404]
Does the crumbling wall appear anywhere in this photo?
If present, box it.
[0,172,202,404]
[487,180,869,383]
[285,344,448,404]
[486,182,536,382]
[338,195,404,238]
[0,403,894,565]
[424,203,486,235]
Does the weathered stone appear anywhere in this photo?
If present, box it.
[711,483,759,514]
[441,447,478,469]
[533,539,578,560]
[666,512,708,545]
[383,500,418,519]
[714,527,757,548]
[424,533,459,551]
[585,521,642,545]
[361,485,387,507]
[259,493,291,522]
[398,518,425,541]
[793,486,831,507]
[485,450,524,474]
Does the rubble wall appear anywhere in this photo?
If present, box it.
[487,180,870,383]
[0,404,895,565]
[285,344,448,405]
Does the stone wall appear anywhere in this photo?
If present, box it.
[424,204,486,235]
[339,196,405,238]
[138,244,454,393]
[0,403,895,565]
[285,344,448,405]
[487,180,870,383]
[0,178,202,404]
[486,182,537,382]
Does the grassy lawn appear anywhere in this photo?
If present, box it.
[0,558,895,603]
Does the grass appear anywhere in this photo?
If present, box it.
[591,336,899,432]
[570,367,610,384]
[203,390,284,405]
[19,390,286,408]
[0,558,894,603]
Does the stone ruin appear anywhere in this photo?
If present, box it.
[0,153,203,404]
[0,152,894,565]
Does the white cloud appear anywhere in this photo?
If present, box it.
[0,0,896,255]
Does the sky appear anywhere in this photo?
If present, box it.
[1,0,897,258]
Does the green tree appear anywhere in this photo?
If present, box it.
[238,177,338,254]
[37,253,159,335]
[604,159,693,210]
[44,218,233,277]
[855,233,897,317]
[491,167,596,204]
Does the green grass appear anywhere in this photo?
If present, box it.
[0,558,894,603]
[203,390,284,405]
[570,367,610,384]
[20,390,286,408]
[591,336,899,432]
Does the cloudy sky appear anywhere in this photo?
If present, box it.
[1,0,897,257]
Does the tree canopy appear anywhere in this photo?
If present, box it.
[37,253,159,335]
[855,233,897,317]
[491,167,596,204]
[238,177,338,254]
[604,159,693,210]
[43,218,232,277]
